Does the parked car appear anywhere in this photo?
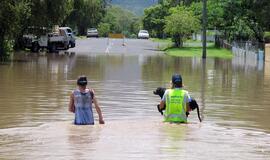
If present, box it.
[138,30,149,39]
[87,28,99,38]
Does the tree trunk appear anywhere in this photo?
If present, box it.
[14,25,29,50]
[173,34,183,48]
[0,31,5,61]
[14,35,25,51]
[78,25,86,36]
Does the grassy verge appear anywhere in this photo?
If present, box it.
[150,38,173,50]
[150,38,172,43]
[166,46,233,59]
[152,39,233,59]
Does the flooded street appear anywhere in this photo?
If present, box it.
[0,39,270,159]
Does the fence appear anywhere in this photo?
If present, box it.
[215,37,265,70]
[231,41,264,61]
[216,36,265,60]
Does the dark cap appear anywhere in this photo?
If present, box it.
[77,76,87,86]
[172,74,182,84]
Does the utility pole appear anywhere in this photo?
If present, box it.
[202,0,207,59]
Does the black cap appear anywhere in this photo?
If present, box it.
[77,76,87,86]
[172,74,182,84]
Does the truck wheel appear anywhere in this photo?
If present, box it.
[49,43,56,53]
[65,43,69,50]
[71,42,75,48]
[31,42,39,52]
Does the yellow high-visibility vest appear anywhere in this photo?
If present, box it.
[164,89,187,123]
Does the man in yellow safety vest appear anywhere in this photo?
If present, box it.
[159,74,192,123]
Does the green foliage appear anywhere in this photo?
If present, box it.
[29,0,73,28]
[142,3,170,38]
[189,1,225,30]
[145,0,270,43]
[220,0,265,41]
[0,0,31,56]
[65,0,105,35]
[3,40,14,54]
[101,6,141,37]
[111,0,158,15]
[265,32,270,37]
[0,0,110,57]
[164,6,200,47]
[230,17,256,41]
[98,23,111,37]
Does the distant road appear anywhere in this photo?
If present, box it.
[68,38,164,55]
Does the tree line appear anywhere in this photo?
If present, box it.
[2,0,269,58]
[142,0,270,47]
[0,0,141,60]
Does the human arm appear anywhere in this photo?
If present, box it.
[93,97,105,124]
[68,93,75,113]
[159,100,165,110]
[159,89,168,110]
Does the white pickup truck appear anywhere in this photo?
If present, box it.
[23,27,76,52]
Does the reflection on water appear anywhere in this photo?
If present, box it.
[0,52,270,159]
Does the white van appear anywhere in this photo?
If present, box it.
[60,27,76,48]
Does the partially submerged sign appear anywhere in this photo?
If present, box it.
[108,33,125,39]
[107,33,126,47]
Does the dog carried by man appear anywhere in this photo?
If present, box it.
[153,74,202,123]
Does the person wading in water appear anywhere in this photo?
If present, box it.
[159,74,192,123]
[69,76,104,125]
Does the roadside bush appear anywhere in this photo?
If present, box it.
[130,34,137,39]
[98,22,111,37]
[0,40,13,61]
[3,40,14,54]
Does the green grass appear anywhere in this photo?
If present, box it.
[150,38,173,51]
[165,43,233,59]
[152,38,233,58]
[264,31,270,37]
[264,32,270,42]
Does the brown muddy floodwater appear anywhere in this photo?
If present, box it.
[0,52,270,159]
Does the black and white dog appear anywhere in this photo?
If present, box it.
[153,87,202,122]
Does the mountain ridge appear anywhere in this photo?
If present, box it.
[110,0,158,15]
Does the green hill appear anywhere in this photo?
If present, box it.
[110,0,158,15]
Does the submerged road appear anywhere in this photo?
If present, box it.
[68,37,164,55]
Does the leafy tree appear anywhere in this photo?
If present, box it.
[143,0,201,39]
[101,6,140,37]
[164,6,200,47]
[66,0,105,35]
[28,0,72,28]
[110,0,158,15]
[189,1,225,30]
[253,0,270,31]
[142,3,170,38]
[98,22,111,37]
[158,0,200,6]
[0,0,31,59]
[221,0,264,41]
